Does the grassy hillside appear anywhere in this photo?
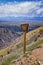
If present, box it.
[0,26,43,65]
[1,40,43,65]
[0,26,43,56]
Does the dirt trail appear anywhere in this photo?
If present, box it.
[32,44,43,63]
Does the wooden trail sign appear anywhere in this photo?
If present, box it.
[21,24,29,54]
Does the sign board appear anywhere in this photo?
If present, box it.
[21,24,29,32]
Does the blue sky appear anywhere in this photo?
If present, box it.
[0,0,43,22]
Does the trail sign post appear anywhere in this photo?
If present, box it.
[21,24,29,54]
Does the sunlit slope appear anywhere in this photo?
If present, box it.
[0,26,43,65]
[32,44,43,63]
[26,26,43,40]
[0,45,16,56]
[1,39,43,65]
[0,26,43,56]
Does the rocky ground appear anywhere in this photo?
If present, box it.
[10,44,43,65]
[10,55,39,65]
[32,44,43,63]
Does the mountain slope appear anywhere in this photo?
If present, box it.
[0,27,21,49]
[0,24,41,49]
[0,26,43,55]
[0,26,43,65]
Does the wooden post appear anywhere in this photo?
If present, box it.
[23,31,26,54]
[21,24,29,54]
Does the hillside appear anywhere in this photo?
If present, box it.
[0,24,40,49]
[0,26,43,65]
[0,27,21,49]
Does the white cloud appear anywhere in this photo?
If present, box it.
[0,1,43,18]
[36,8,43,14]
